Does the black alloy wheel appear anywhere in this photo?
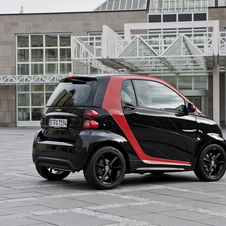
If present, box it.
[83,146,126,189]
[195,144,226,181]
[35,165,70,180]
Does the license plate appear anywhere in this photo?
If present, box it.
[49,119,67,128]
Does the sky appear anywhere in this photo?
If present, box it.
[0,0,106,14]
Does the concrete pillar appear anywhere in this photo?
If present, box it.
[213,66,220,125]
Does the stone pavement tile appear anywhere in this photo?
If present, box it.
[123,190,189,204]
[181,199,226,212]
[28,196,94,209]
[1,191,45,199]
[143,188,217,201]
[0,217,41,226]
[130,212,209,226]
[0,201,35,211]
[94,205,150,218]
[174,180,226,191]
[0,204,53,216]
[29,212,115,226]
[160,209,214,221]
[70,193,129,206]
[129,202,184,213]
[27,223,56,226]
[208,197,226,206]
[197,216,226,226]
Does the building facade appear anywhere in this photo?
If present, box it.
[0,0,226,126]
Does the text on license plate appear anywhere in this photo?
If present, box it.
[49,119,67,128]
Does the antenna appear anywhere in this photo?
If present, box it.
[20,6,24,14]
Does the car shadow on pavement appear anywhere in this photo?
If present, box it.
[121,172,200,187]
[34,171,200,190]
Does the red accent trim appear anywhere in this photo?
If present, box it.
[102,75,190,166]
[66,76,77,79]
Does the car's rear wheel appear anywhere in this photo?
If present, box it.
[83,146,126,189]
[35,165,70,180]
[194,144,226,181]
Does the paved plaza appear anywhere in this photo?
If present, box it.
[0,126,226,226]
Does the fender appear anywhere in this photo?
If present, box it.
[77,129,129,158]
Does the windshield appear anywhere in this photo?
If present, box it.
[47,82,95,107]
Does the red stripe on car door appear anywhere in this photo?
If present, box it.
[102,75,190,166]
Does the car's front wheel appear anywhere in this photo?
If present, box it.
[83,146,126,189]
[35,165,70,180]
[194,144,226,181]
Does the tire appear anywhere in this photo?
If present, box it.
[83,146,126,189]
[35,165,70,180]
[194,144,226,181]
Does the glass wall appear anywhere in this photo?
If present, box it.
[16,33,71,125]
[17,34,72,76]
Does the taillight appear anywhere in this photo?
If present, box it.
[83,120,99,129]
[83,109,99,129]
[84,109,98,118]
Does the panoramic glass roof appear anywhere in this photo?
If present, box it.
[149,0,216,13]
[95,0,148,11]
[95,0,226,13]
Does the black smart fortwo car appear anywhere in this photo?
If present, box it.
[32,74,226,189]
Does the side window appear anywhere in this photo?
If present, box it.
[133,80,185,112]
[121,80,137,106]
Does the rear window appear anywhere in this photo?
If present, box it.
[47,81,96,107]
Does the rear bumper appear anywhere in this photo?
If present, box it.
[32,130,86,172]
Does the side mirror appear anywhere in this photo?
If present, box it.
[188,102,196,113]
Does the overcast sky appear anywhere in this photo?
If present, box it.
[0,0,106,14]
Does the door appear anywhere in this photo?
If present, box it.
[121,79,197,164]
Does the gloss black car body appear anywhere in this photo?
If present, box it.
[32,74,226,189]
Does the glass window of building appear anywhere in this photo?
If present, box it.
[178,76,192,90]
[162,75,207,90]
[88,33,102,47]
[16,33,71,124]
[31,35,43,47]
[149,15,161,23]
[194,13,206,21]
[194,76,207,89]
[163,76,177,88]
[178,14,192,21]
[17,33,72,76]
[17,35,29,47]
[219,0,226,6]
[17,84,58,123]
[60,34,71,47]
